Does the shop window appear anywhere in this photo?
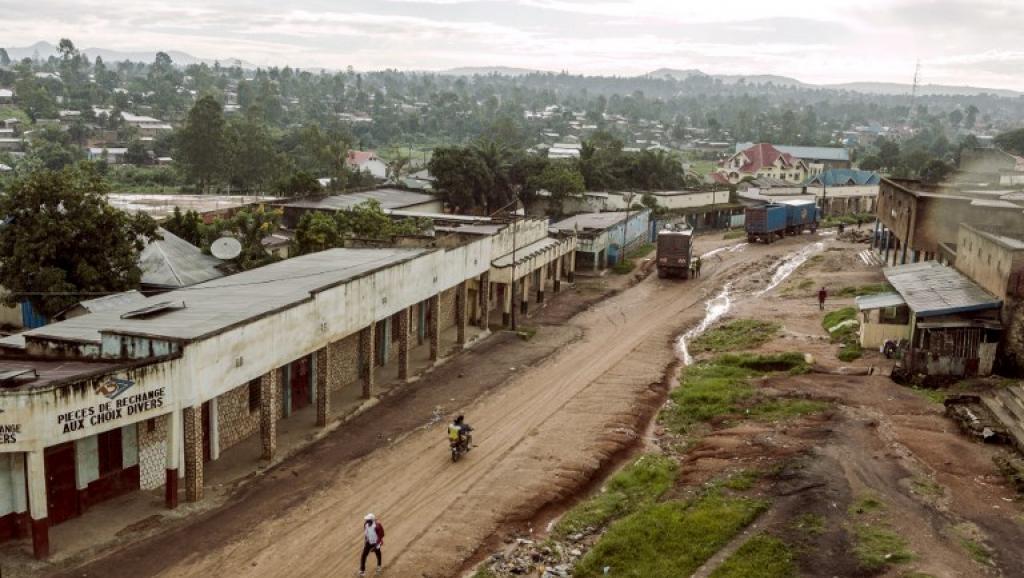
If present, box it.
[97,428,123,477]
[248,379,261,413]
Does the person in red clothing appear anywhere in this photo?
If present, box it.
[360,513,385,576]
[818,287,828,311]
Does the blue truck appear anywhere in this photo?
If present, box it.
[745,204,788,244]
[780,199,819,235]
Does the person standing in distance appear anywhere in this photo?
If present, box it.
[359,513,385,576]
[818,287,828,311]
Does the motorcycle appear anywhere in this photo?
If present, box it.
[450,429,473,462]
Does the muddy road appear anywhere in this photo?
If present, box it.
[58,234,820,578]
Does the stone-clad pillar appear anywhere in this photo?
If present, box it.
[183,405,204,502]
[554,257,563,293]
[537,264,547,304]
[260,370,280,460]
[456,282,468,346]
[568,253,576,283]
[315,345,331,427]
[397,308,411,380]
[26,449,48,559]
[479,272,491,330]
[429,294,441,361]
[165,409,181,509]
[360,324,376,398]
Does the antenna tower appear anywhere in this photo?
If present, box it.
[907,60,921,125]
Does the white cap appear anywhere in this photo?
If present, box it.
[365,513,375,521]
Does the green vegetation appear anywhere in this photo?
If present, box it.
[910,477,944,498]
[836,283,892,297]
[574,491,769,578]
[555,454,677,538]
[691,320,781,353]
[627,243,655,259]
[838,343,864,362]
[847,494,913,571]
[709,534,796,578]
[0,104,32,126]
[792,513,826,536]
[721,469,760,491]
[661,353,812,434]
[959,537,993,566]
[822,212,876,227]
[471,567,498,578]
[823,307,857,335]
[723,230,746,240]
[612,258,636,275]
[851,524,913,570]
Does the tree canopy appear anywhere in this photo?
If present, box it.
[0,164,159,317]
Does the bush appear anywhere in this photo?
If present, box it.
[612,258,635,274]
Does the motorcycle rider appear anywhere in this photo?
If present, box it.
[448,415,473,453]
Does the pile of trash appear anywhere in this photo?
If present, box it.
[837,228,873,244]
[482,530,596,577]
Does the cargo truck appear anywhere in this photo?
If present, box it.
[745,204,787,244]
[780,199,819,235]
[656,227,693,278]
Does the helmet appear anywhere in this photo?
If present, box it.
[455,415,464,424]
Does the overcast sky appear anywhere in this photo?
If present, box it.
[2,0,1023,90]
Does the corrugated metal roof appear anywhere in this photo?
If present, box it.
[282,189,438,211]
[17,248,431,344]
[77,290,148,313]
[855,292,906,311]
[883,261,1002,317]
[735,143,850,162]
[139,228,225,289]
[551,211,637,232]
[492,238,563,268]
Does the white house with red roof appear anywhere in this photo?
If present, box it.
[345,150,388,180]
[716,143,811,185]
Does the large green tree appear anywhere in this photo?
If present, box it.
[177,96,227,193]
[0,165,159,317]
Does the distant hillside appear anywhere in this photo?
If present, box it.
[647,67,1021,97]
[2,41,255,69]
[440,66,550,77]
[648,68,806,87]
[824,81,1022,98]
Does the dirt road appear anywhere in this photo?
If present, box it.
[58,235,815,578]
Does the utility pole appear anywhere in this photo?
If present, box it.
[510,206,519,331]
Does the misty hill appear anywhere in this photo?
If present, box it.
[647,67,1021,97]
[440,66,550,77]
[2,41,254,69]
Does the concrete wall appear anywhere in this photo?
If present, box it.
[488,219,550,259]
[0,454,19,516]
[955,226,1024,300]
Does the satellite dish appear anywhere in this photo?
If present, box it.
[210,237,242,260]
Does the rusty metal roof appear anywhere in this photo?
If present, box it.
[883,261,1002,318]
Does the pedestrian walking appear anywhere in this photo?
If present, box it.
[856,217,863,229]
[359,513,385,576]
[818,287,828,311]
[694,256,703,278]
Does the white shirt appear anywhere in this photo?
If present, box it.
[365,522,378,545]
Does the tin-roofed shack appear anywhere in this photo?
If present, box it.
[855,292,911,349]
[550,210,651,272]
[885,261,1003,379]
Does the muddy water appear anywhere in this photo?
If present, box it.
[675,240,825,365]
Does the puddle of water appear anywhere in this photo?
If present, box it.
[675,283,733,365]
[757,242,825,296]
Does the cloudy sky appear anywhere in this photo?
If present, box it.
[2,0,1024,90]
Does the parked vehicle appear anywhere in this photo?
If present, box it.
[745,204,787,244]
[656,226,693,278]
[780,199,819,235]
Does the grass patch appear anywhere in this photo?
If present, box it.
[471,568,498,578]
[852,524,914,570]
[910,477,944,498]
[910,387,947,404]
[721,469,760,491]
[709,534,796,578]
[792,513,826,536]
[959,538,993,566]
[822,212,875,227]
[748,398,830,421]
[627,243,655,259]
[723,230,746,240]
[612,258,636,274]
[662,353,810,434]
[837,343,863,362]
[554,454,678,538]
[797,278,815,290]
[836,283,892,298]
[574,491,769,578]
[848,494,885,515]
[516,327,537,341]
[691,319,781,353]
[823,307,857,336]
